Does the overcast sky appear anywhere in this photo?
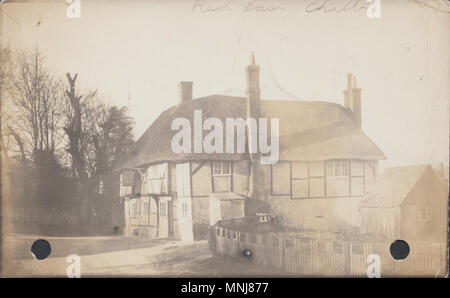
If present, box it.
[1,0,449,170]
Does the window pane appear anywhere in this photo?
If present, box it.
[222,162,231,174]
[292,162,308,179]
[160,202,166,217]
[214,162,220,174]
[309,178,325,198]
[309,161,324,177]
[213,161,231,175]
[341,162,349,176]
[335,162,340,176]
[351,161,364,176]
[272,162,290,195]
[292,179,308,198]
[327,163,334,176]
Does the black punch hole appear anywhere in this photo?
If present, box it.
[31,239,51,260]
[389,240,410,260]
[243,249,252,257]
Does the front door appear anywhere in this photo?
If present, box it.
[176,163,194,241]
[158,196,171,238]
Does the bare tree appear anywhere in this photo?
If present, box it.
[64,72,92,224]
[0,46,23,160]
[63,78,134,227]
[2,45,135,232]
[9,47,64,160]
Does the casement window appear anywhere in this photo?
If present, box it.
[213,161,232,176]
[120,171,143,197]
[160,202,167,217]
[122,171,135,186]
[212,161,233,192]
[181,202,188,218]
[139,198,150,225]
[149,198,158,227]
[272,160,369,199]
[126,197,158,226]
[327,161,350,177]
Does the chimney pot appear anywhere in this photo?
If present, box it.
[343,73,362,128]
[246,53,261,118]
[178,81,193,104]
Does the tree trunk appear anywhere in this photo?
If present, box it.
[64,73,90,229]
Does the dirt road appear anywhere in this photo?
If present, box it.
[2,234,290,277]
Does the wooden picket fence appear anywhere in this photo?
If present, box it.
[209,221,447,277]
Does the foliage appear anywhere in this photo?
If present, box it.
[1,46,135,233]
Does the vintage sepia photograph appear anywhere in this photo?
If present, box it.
[0,0,449,279]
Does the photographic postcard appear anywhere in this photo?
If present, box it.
[0,0,448,279]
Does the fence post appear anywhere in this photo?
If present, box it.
[282,235,286,272]
[344,240,351,275]
[237,231,240,258]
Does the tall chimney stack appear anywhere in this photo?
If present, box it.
[245,52,263,205]
[246,52,261,120]
[343,73,362,128]
[178,81,193,104]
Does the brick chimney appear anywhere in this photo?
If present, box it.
[343,73,362,128]
[246,52,261,120]
[178,81,193,104]
[245,52,263,204]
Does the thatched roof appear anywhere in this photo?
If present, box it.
[360,165,440,208]
[116,95,385,171]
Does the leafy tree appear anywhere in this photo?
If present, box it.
[64,73,134,229]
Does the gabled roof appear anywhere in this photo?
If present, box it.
[116,95,385,171]
[360,165,437,208]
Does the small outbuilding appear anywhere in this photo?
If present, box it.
[360,165,448,241]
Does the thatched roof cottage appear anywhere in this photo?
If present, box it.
[116,54,385,241]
